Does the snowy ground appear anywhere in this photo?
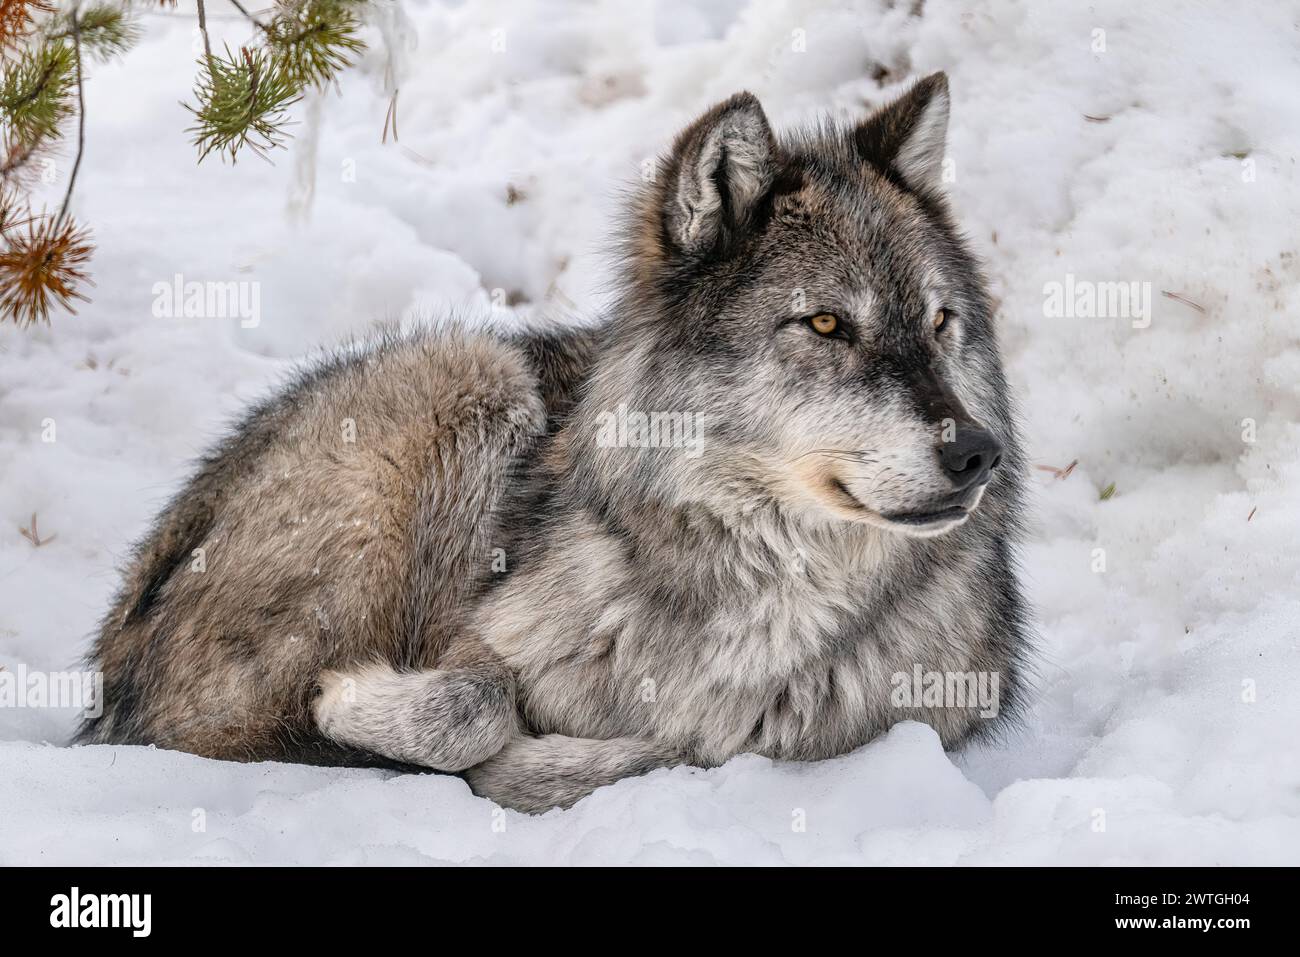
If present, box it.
[2,0,1299,865]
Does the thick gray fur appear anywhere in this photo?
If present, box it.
[79,74,1031,813]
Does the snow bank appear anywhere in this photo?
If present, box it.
[1,0,1297,865]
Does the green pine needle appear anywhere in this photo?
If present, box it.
[0,40,76,145]
[46,4,141,61]
[266,0,367,90]
[185,45,302,163]
[1099,482,1117,501]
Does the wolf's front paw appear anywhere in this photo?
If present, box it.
[312,662,516,772]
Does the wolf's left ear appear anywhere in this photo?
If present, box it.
[854,72,949,195]
[661,92,778,259]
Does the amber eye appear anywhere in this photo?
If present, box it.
[809,313,840,336]
[933,308,949,334]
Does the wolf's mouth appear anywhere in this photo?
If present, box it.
[830,478,974,532]
[880,505,970,527]
[830,478,870,512]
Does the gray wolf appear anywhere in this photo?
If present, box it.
[78,73,1030,812]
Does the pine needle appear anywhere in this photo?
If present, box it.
[0,39,76,144]
[1,131,44,186]
[267,0,367,90]
[18,511,56,546]
[185,44,302,163]
[0,0,54,53]
[0,212,93,326]
[45,3,140,61]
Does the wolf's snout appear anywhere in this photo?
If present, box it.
[939,426,1003,491]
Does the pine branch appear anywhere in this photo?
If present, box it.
[55,7,85,229]
[0,3,130,326]
[0,39,75,144]
[0,211,93,325]
[1,0,378,325]
[0,0,54,53]
[266,0,365,90]
[185,43,300,162]
[45,3,139,62]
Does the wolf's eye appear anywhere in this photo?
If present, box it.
[809,313,840,337]
[933,308,949,335]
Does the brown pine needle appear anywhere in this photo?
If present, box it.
[0,213,94,325]
[18,511,56,547]
[0,0,54,52]
[382,89,399,143]
[1,134,44,186]
[1035,459,1078,480]
[0,189,38,234]
[1161,290,1206,313]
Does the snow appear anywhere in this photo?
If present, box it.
[2,0,1298,865]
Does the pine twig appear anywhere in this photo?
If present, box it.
[195,0,212,59]
[227,0,267,30]
[55,7,85,230]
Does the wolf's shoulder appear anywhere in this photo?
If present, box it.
[264,317,601,430]
[277,321,530,415]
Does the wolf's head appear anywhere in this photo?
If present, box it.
[581,74,1017,539]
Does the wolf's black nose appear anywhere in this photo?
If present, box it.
[939,427,1003,491]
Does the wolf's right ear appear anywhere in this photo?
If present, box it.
[854,72,950,196]
[658,92,778,260]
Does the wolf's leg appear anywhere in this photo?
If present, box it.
[314,640,517,772]
[462,734,685,813]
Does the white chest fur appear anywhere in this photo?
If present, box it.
[479,510,989,763]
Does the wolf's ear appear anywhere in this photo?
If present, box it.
[661,92,778,259]
[854,72,949,195]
